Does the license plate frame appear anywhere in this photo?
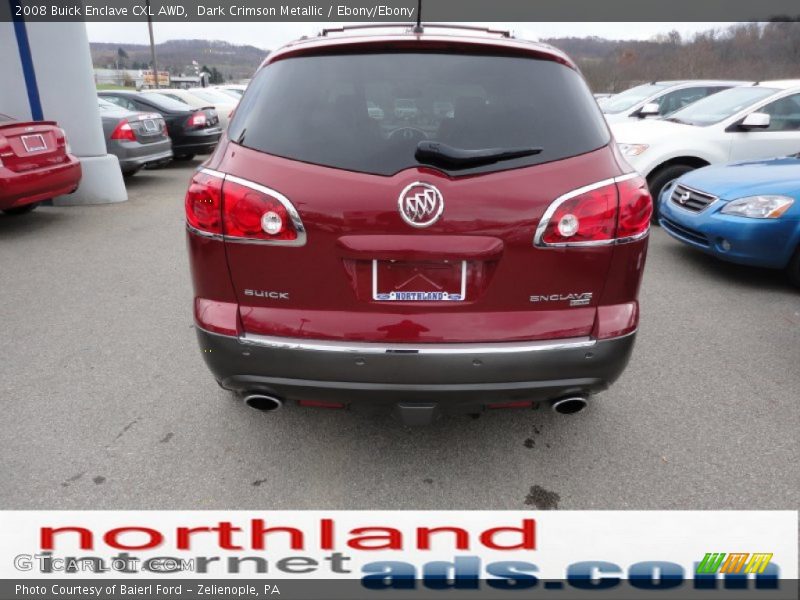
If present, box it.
[372,259,467,302]
[142,119,159,133]
[21,134,47,153]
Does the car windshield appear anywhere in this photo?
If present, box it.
[139,92,193,111]
[665,86,779,126]
[229,52,610,176]
[601,83,672,114]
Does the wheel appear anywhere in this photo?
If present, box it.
[174,154,196,161]
[2,203,39,216]
[122,167,141,178]
[647,164,696,224]
[787,246,800,288]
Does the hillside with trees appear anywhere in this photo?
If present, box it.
[90,21,800,90]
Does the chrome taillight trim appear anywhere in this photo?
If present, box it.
[190,167,307,246]
[533,172,649,248]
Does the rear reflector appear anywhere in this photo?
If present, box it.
[298,400,346,409]
[487,401,533,409]
[593,301,639,339]
[535,173,652,247]
[194,297,239,336]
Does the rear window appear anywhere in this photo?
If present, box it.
[229,52,610,176]
[139,92,193,111]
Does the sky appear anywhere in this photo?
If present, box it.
[85,21,739,49]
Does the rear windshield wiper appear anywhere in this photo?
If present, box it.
[415,141,543,169]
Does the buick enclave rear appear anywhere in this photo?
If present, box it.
[185,26,652,424]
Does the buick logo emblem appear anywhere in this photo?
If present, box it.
[398,182,444,228]
[678,191,691,205]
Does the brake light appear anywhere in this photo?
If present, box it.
[188,112,207,127]
[616,176,652,240]
[110,119,136,142]
[222,176,302,243]
[161,120,168,136]
[185,170,305,245]
[185,170,223,234]
[534,174,652,247]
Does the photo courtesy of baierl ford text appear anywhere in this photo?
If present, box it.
[0,0,797,598]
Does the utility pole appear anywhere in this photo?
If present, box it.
[145,0,159,88]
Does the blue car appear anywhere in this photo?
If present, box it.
[659,155,800,287]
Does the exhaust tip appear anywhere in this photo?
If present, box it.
[243,393,283,412]
[551,396,588,415]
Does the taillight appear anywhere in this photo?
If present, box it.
[616,175,653,240]
[161,120,168,136]
[185,170,305,245]
[185,170,223,234]
[187,112,207,127]
[222,176,303,244]
[110,119,136,142]
[534,173,652,247]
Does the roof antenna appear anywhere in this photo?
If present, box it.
[412,0,423,33]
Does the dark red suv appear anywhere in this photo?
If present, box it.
[185,25,652,425]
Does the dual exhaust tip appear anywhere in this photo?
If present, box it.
[242,393,283,412]
[241,392,587,416]
[550,396,588,415]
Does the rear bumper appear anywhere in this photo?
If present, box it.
[195,326,636,412]
[111,139,173,171]
[173,128,222,155]
[0,155,81,209]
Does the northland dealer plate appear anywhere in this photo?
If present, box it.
[372,259,466,302]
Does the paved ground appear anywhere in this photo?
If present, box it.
[1,160,798,511]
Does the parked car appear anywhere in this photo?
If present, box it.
[0,113,81,215]
[659,156,800,286]
[612,80,800,220]
[214,84,247,99]
[98,90,222,160]
[156,88,237,129]
[96,98,172,176]
[602,80,746,124]
[184,25,652,424]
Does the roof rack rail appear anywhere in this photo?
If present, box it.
[320,22,513,38]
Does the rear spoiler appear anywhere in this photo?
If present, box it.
[0,120,58,130]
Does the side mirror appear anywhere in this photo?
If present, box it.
[637,102,660,118]
[740,112,770,130]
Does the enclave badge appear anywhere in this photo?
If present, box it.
[398,182,444,228]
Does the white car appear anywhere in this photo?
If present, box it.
[155,88,237,129]
[213,84,247,99]
[611,80,800,219]
[602,80,747,124]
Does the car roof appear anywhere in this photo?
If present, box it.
[262,23,574,70]
[754,79,800,90]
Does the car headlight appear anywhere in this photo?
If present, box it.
[721,195,794,219]
[618,143,649,157]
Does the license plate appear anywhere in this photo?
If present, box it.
[143,119,158,132]
[372,260,466,302]
[21,134,47,152]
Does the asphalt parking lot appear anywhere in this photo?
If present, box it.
[1,160,798,511]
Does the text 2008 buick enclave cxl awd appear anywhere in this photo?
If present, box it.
[184,25,652,425]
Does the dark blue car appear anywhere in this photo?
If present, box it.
[659,155,800,287]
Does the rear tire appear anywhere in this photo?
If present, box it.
[2,203,39,216]
[122,168,141,178]
[787,247,800,288]
[647,164,696,224]
[174,154,195,161]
